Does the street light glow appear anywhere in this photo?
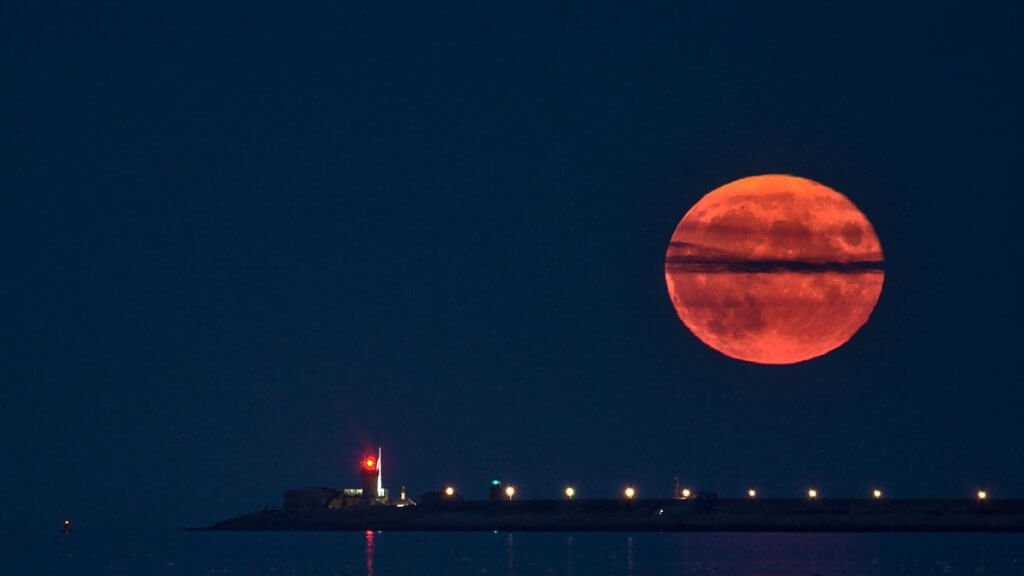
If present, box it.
[505,485,516,500]
[681,488,692,499]
[444,486,455,497]
[808,489,818,499]
[748,489,757,498]
[624,486,636,500]
[564,486,575,499]
[873,489,882,499]
[978,490,988,500]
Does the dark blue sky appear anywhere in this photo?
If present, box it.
[5,2,1022,527]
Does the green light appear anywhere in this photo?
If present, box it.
[491,479,500,486]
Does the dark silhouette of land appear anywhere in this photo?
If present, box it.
[204,498,1024,532]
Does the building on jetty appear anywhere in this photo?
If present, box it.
[283,448,417,511]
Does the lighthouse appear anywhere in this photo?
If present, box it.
[359,448,384,503]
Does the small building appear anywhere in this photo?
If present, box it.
[391,486,417,508]
[327,488,364,509]
[488,479,506,501]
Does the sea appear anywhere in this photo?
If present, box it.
[5,528,1023,575]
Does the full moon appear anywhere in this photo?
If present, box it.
[664,174,884,364]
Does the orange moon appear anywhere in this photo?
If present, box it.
[664,174,884,365]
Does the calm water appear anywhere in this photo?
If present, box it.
[4,528,1023,575]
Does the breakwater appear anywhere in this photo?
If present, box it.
[206,499,1024,532]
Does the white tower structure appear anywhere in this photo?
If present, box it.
[376,447,384,499]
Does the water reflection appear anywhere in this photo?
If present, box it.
[671,533,882,576]
[364,530,374,576]
[28,526,1024,575]
[506,533,516,575]
[355,531,1012,575]
[626,535,634,576]
[566,534,573,576]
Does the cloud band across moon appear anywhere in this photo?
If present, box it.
[666,241,884,273]
[664,174,885,364]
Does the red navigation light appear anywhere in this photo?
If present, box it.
[363,457,376,470]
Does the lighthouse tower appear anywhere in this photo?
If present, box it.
[359,448,383,503]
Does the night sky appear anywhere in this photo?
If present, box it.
[6,3,1022,528]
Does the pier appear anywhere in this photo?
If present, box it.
[206,498,1024,532]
